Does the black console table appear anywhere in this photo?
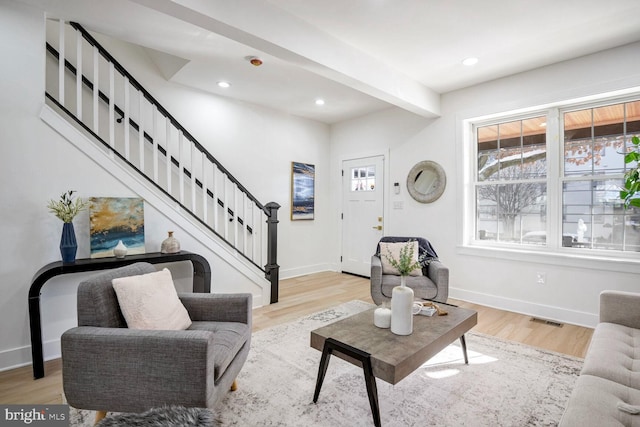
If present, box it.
[29,251,211,379]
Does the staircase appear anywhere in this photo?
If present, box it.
[43,19,280,303]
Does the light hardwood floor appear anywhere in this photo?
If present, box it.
[0,271,593,405]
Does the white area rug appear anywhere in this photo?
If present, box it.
[70,300,582,426]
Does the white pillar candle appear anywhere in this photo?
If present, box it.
[391,285,414,335]
[374,307,392,328]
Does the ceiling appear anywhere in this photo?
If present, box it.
[20,0,640,124]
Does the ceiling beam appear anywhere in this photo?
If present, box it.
[131,0,441,118]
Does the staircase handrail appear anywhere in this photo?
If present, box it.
[45,42,248,228]
[69,22,267,214]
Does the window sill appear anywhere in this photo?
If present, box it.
[457,243,640,274]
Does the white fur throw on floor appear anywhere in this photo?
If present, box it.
[96,406,218,427]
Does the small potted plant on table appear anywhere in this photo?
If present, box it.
[47,190,88,263]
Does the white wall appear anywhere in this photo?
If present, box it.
[0,1,333,371]
[331,42,640,328]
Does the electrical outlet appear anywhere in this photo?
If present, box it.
[536,272,546,285]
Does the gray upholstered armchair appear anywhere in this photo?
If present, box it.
[370,236,449,305]
[61,262,251,417]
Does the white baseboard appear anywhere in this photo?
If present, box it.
[280,263,337,279]
[0,347,31,373]
[0,340,61,374]
[450,287,598,328]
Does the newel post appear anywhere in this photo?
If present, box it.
[265,202,280,303]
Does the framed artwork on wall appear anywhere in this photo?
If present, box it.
[291,162,315,220]
[89,197,145,258]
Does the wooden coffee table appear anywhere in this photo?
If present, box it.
[310,302,477,427]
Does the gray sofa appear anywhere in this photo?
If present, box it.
[61,262,252,413]
[559,290,640,426]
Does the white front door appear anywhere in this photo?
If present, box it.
[341,155,385,276]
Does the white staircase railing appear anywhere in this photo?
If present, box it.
[44,19,280,302]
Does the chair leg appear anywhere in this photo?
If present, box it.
[94,410,107,425]
[230,380,238,391]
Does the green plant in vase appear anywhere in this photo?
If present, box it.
[383,240,427,336]
[383,240,427,282]
[47,190,88,263]
[47,190,88,222]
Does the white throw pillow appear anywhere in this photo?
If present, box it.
[379,241,422,276]
[112,268,192,330]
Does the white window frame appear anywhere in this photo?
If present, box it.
[459,91,640,273]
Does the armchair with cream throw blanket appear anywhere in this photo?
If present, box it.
[370,236,448,305]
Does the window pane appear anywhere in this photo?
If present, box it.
[625,100,640,171]
[562,180,592,246]
[367,166,375,190]
[561,179,640,250]
[497,119,522,181]
[564,109,593,176]
[564,104,628,177]
[627,100,640,134]
[476,185,498,241]
[477,125,498,182]
[476,183,547,244]
[521,116,547,179]
[350,166,376,191]
[477,117,546,182]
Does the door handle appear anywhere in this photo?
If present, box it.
[372,225,382,230]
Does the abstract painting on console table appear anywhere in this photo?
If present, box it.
[89,197,145,258]
[291,162,315,220]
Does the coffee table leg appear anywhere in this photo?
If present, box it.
[362,356,381,427]
[313,341,333,403]
[459,335,469,364]
[313,338,382,427]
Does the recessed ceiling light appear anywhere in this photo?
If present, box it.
[462,57,479,66]
[217,81,231,88]
[315,99,325,106]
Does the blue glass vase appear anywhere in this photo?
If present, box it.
[60,222,78,263]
